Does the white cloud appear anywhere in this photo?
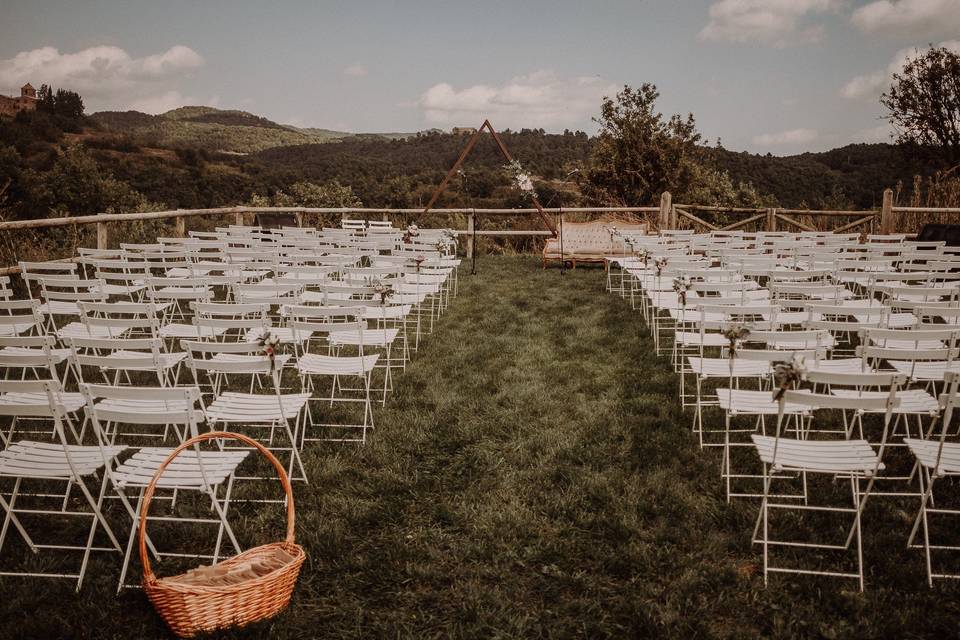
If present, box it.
[852,0,960,37]
[417,70,616,130]
[842,39,960,99]
[0,44,203,111]
[699,0,842,47]
[343,63,368,78]
[752,128,819,146]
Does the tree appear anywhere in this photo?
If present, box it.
[35,86,84,121]
[53,89,84,120]
[679,164,777,209]
[247,180,363,227]
[584,84,701,205]
[18,144,150,218]
[36,85,55,114]
[882,45,960,165]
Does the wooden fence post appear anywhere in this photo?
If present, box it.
[880,188,894,235]
[466,211,475,259]
[96,222,108,250]
[659,192,672,230]
[174,215,185,237]
[766,208,777,232]
[234,211,244,226]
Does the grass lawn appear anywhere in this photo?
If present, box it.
[2,255,959,639]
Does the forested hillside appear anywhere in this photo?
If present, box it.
[252,129,593,208]
[0,97,945,222]
[705,144,933,209]
[89,106,357,153]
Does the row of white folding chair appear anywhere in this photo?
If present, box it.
[612,235,960,578]
[0,380,251,591]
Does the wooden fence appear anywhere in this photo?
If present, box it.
[1,188,959,275]
[671,189,960,235]
[0,206,657,275]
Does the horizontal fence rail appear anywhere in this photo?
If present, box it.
[0,206,658,275]
[1,187,959,275]
[0,206,659,232]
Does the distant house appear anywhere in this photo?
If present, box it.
[451,127,477,136]
[0,83,39,118]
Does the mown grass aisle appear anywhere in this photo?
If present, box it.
[7,256,959,639]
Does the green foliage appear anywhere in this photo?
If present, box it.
[703,144,929,209]
[0,146,21,191]
[679,163,778,208]
[882,45,960,166]
[253,129,593,208]
[248,180,363,228]
[0,90,949,231]
[249,180,362,208]
[36,84,85,122]
[585,84,702,206]
[17,144,155,218]
[0,144,164,269]
[90,107,353,153]
[183,110,291,131]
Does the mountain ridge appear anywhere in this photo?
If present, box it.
[88,105,424,153]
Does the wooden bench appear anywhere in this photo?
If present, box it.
[542,220,648,269]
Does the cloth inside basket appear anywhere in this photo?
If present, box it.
[164,546,299,587]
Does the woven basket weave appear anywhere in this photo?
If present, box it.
[137,431,306,638]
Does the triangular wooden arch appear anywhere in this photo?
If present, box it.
[420,119,558,237]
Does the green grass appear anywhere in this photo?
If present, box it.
[2,256,960,639]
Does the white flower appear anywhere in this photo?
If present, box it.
[506,159,537,198]
[516,173,534,193]
[773,353,809,400]
[790,354,809,381]
[723,323,751,343]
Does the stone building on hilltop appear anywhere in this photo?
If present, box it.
[0,84,39,118]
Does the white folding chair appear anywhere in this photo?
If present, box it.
[906,372,960,584]
[81,383,248,591]
[284,305,379,444]
[0,380,126,590]
[181,340,309,483]
[752,371,904,591]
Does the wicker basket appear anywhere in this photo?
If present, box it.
[137,431,306,638]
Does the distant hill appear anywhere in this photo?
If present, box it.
[704,144,932,209]
[87,105,926,209]
[7,98,938,212]
[249,128,594,207]
[252,129,592,181]
[252,131,930,210]
[89,106,387,153]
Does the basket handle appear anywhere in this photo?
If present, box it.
[136,430,296,584]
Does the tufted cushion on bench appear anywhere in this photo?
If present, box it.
[543,220,647,267]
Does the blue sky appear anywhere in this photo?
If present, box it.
[1,0,959,154]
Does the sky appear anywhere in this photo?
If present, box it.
[1,0,959,155]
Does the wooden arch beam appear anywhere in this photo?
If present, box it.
[420,119,558,237]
